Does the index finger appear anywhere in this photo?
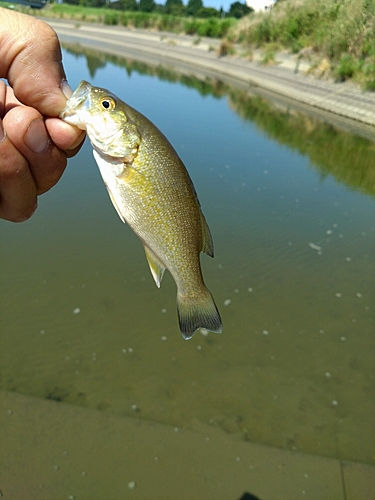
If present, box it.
[0,9,69,116]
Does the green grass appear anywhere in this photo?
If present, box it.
[0,2,236,38]
[229,0,375,90]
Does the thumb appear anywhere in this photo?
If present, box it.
[0,9,70,116]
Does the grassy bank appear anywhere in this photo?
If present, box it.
[1,0,374,89]
[0,2,236,38]
[228,0,375,90]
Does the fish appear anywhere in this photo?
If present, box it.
[60,81,222,339]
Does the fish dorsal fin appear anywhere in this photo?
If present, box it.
[144,245,166,288]
[201,215,214,258]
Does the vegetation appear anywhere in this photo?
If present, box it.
[0,1,237,37]
[31,0,250,18]
[228,0,375,90]
[2,0,374,88]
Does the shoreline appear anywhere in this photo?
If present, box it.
[46,19,375,140]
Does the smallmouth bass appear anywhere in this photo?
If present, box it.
[60,81,222,339]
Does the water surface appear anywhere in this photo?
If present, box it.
[1,47,374,475]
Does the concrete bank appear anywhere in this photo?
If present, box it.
[47,19,375,139]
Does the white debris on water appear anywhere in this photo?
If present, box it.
[308,242,322,252]
[128,481,137,490]
[224,299,231,306]
[122,347,134,354]
[72,308,80,315]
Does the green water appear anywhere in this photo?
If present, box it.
[1,47,374,471]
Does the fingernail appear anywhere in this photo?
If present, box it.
[0,119,5,143]
[24,118,50,153]
[61,80,73,99]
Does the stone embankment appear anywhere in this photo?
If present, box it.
[47,19,375,136]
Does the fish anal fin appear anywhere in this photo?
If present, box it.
[201,215,214,258]
[144,246,165,288]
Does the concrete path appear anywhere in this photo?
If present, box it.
[46,19,375,132]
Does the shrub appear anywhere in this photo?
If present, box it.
[335,54,359,81]
[104,12,119,25]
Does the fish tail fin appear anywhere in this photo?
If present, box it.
[177,287,222,340]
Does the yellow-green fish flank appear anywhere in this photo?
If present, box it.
[60,81,222,339]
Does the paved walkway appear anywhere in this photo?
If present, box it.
[46,19,375,132]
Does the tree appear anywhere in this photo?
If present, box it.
[186,0,202,16]
[120,0,138,10]
[138,0,155,12]
[78,0,106,6]
[196,6,220,18]
[228,1,252,18]
[108,0,138,10]
[165,0,185,15]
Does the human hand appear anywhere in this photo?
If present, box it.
[0,9,85,222]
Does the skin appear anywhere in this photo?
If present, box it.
[0,9,85,222]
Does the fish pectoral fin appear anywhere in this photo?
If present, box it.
[144,246,166,288]
[116,164,141,183]
[201,215,214,258]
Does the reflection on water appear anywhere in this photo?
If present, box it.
[1,46,374,472]
[64,43,375,198]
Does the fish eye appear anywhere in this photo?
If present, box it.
[100,97,116,111]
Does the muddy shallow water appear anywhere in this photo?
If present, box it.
[1,45,374,482]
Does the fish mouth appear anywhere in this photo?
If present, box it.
[59,80,92,121]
